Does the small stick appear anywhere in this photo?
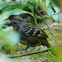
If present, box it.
[28,1,56,43]
[8,48,50,58]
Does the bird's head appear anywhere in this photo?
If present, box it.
[6,20,20,27]
[6,20,23,31]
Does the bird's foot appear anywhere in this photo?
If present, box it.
[21,46,29,50]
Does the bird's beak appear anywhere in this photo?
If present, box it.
[6,22,12,26]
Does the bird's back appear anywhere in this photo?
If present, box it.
[6,20,50,48]
[19,24,50,47]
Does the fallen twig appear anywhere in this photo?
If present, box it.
[28,1,56,43]
[8,48,50,58]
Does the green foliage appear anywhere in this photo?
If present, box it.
[0,20,20,53]
[0,1,19,10]
[21,0,29,5]
[51,1,60,13]
[52,15,59,22]
[47,8,54,15]
[37,53,55,62]
[50,46,57,56]
[0,8,34,21]
[0,0,60,61]
[46,0,60,22]
[0,0,60,22]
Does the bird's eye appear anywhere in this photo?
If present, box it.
[14,22,17,24]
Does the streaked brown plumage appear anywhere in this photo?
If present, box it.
[6,20,51,49]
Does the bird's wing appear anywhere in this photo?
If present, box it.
[21,25,48,38]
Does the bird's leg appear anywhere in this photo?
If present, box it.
[21,46,29,50]
[31,43,40,50]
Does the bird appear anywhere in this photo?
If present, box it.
[6,20,51,50]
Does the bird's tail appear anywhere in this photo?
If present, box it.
[41,38,51,48]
